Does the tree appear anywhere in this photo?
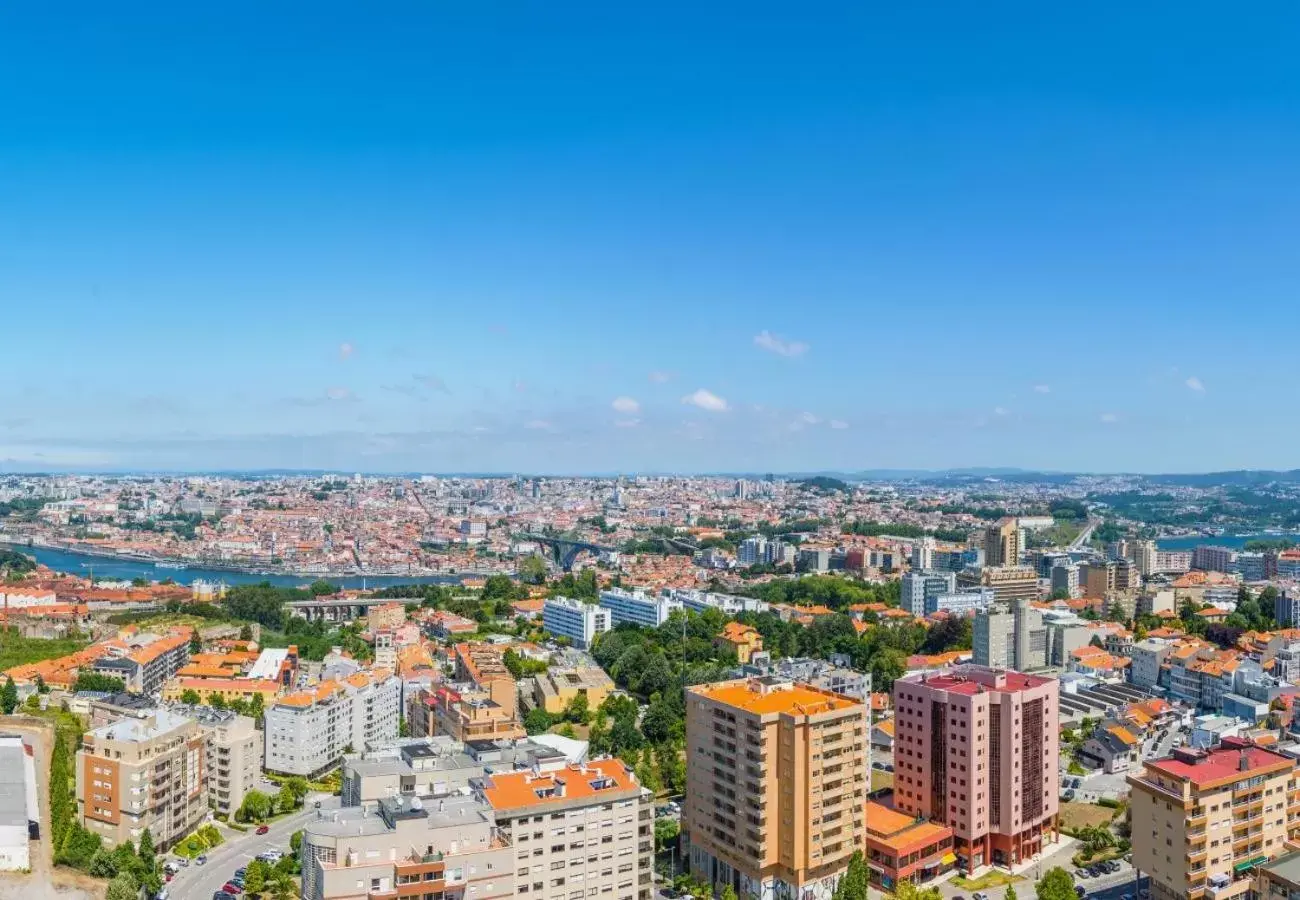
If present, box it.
[831,851,868,900]
[1,676,18,714]
[309,579,338,597]
[893,883,942,900]
[1037,867,1077,900]
[88,848,119,878]
[240,624,254,641]
[24,693,40,710]
[524,707,555,735]
[269,869,297,900]
[137,828,156,876]
[276,784,297,814]
[290,830,304,854]
[720,887,738,900]
[518,554,548,585]
[210,693,227,710]
[653,818,679,852]
[181,689,201,706]
[1006,886,1018,900]
[238,789,273,823]
[563,692,590,725]
[249,692,266,726]
[190,630,202,654]
[243,859,269,898]
[106,871,139,900]
[72,672,126,694]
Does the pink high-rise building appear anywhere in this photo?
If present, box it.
[891,665,1059,873]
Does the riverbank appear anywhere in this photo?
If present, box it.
[0,540,486,590]
[1156,532,1300,551]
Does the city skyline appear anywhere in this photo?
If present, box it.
[5,4,1300,472]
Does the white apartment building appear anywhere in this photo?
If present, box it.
[660,588,769,616]
[542,596,610,649]
[265,670,402,778]
[598,588,680,628]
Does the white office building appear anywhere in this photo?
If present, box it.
[542,596,611,649]
[598,588,681,628]
[264,669,401,778]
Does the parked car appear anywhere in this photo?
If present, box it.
[256,825,270,835]
[973,893,989,900]
[213,893,234,900]
[222,883,243,895]
[196,855,208,866]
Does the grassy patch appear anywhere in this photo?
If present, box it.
[1059,801,1117,830]
[951,871,1024,890]
[174,824,225,858]
[0,631,89,671]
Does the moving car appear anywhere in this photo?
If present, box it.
[196,855,208,866]
[256,825,270,835]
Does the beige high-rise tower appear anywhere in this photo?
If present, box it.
[682,677,870,900]
[984,517,1021,568]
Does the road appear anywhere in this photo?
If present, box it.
[169,797,340,900]
[1070,518,1103,551]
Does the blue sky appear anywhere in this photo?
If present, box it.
[3,2,1300,474]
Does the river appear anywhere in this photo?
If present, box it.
[1156,533,1300,551]
[4,543,466,589]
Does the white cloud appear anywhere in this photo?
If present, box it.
[681,388,729,412]
[800,411,821,425]
[339,342,355,361]
[829,419,850,430]
[753,330,809,358]
[611,396,641,415]
[326,386,356,402]
[523,419,554,431]
[648,370,673,384]
[994,406,1009,416]
[1033,384,1051,394]
[1185,376,1205,392]
[1099,412,1118,424]
[513,380,527,392]
[614,418,641,428]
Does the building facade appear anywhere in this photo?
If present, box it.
[683,677,870,900]
[1129,738,1300,900]
[542,597,611,649]
[76,708,209,850]
[479,759,653,900]
[900,572,957,617]
[892,666,1059,874]
[597,588,680,628]
[171,705,261,818]
[265,671,402,777]
[300,793,514,900]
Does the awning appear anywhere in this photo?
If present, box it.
[1234,855,1268,873]
[941,853,957,865]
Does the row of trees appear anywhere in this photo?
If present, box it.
[179,688,266,723]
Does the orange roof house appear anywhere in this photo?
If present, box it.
[715,622,764,664]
